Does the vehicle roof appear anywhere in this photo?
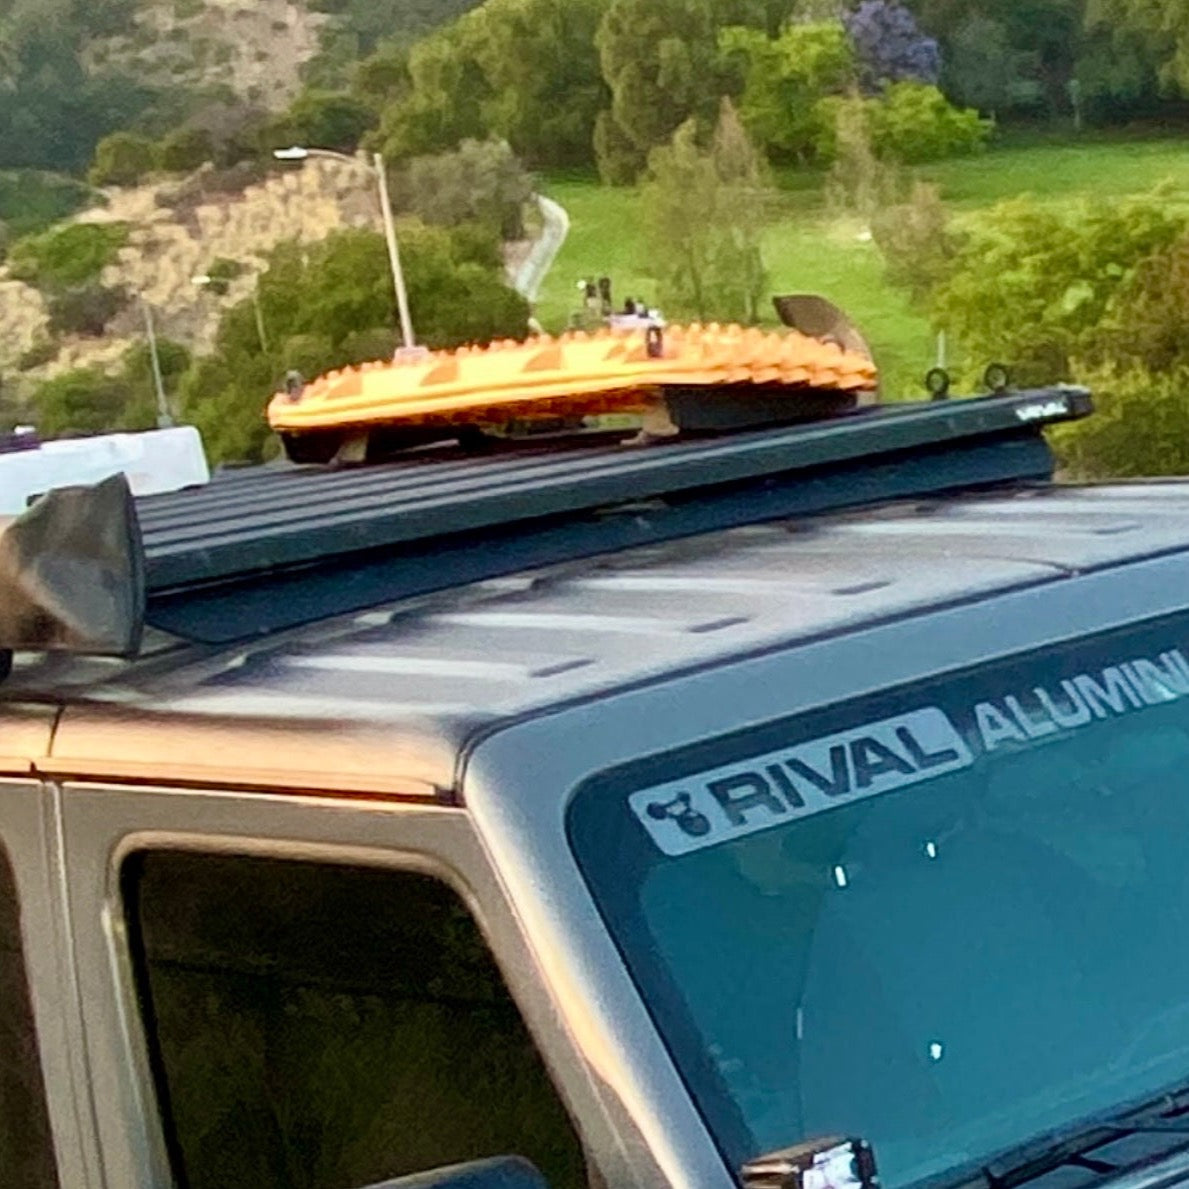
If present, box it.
[6,479,1189,794]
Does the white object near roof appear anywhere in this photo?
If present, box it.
[0,426,210,516]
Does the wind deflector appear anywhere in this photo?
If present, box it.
[0,474,145,659]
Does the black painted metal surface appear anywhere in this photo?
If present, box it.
[130,389,1092,643]
[139,389,1091,594]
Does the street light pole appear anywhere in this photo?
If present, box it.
[372,151,415,352]
[139,295,172,429]
[273,145,418,354]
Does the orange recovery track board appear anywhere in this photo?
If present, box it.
[267,323,879,435]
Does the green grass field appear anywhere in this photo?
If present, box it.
[536,136,1189,398]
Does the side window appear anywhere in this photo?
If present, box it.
[0,846,59,1188]
[122,851,588,1189]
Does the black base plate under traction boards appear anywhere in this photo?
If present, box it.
[1,388,1092,655]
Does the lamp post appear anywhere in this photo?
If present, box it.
[138,295,172,429]
[272,146,417,355]
[192,273,268,353]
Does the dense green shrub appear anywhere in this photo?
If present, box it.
[46,284,129,337]
[7,222,130,290]
[817,84,991,164]
[29,339,189,438]
[156,127,216,173]
[867,82,991,163]
[30,367,142,437]
[190,256,249,297]
[1051,365,1189,479]
[339,326,401,364]
[1088,229,1189,375]
[17,338,58,373]
[89,132,157,187]
[281,332,338,377]
[0,171,98,239]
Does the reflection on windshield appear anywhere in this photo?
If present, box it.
[569,615,1189,1188]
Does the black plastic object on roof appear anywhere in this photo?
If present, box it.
[1,388,1091,656]
[0,473,145,661]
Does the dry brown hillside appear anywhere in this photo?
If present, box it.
[0,159,383,381]
[84,0,330,110]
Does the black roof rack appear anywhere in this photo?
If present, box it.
[1,388,1091,657]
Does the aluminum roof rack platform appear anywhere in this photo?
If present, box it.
[1,388,1092,656]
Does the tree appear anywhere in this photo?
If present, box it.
[641,100,771,323]
[943,15,1015,113]
[373,26,490,160]
[1074,24,1165,123]
[0,19,157,174]
[927,193,1186,386]
[1086,0,1189,92]
[595,0,723,182]
[392,138,533,240]
[464,0,608,168]
[871,180,955,301]
[269,90,378,155]
[844,1,940,92]
[823,93,903,221]
[720,21,854,164]
[911,0,1088,118]
[709,98,769,323]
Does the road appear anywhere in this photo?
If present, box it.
[512,194,570,306]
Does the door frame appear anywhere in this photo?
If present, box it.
[55,782,651,1189]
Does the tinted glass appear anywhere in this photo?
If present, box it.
[570,612,1189,1188]
[0,845,59,1188]
[123,852,586,1189]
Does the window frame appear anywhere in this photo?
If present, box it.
[55,785,631,1189]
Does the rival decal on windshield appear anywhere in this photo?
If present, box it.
[629,708,973,856]
[630,647,1189,856]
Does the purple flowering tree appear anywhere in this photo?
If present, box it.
[844,1,941,93]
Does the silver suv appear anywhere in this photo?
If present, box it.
[5,389,1189,1189]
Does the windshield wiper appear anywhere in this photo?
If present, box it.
[966,1085,1189,1189]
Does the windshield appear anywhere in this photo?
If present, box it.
[568,612,1189,1189]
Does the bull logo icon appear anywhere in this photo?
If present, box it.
[646,792,712,838]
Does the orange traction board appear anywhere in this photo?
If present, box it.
[267,323,879,436]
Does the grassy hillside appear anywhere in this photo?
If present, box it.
[537,137,1189,399]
